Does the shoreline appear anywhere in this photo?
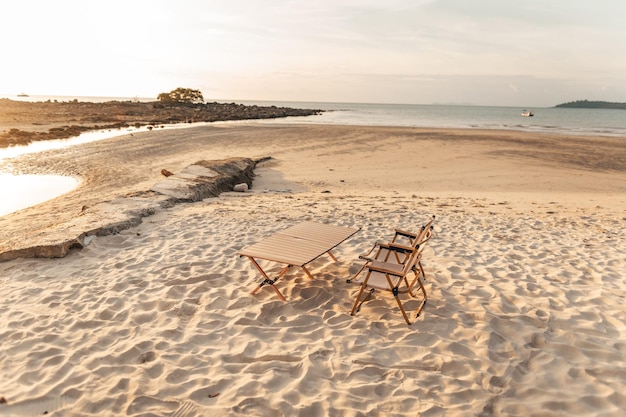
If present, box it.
[0,98,322,148]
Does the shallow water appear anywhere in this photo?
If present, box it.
[0,123,204,217]
[0,127,144,217]
[0,173,79,216]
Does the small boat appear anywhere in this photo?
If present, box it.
[521,110,533,117]
[17,93,29,97]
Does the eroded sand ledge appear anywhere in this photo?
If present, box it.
[0,157,257,261]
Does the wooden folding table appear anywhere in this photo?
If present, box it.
[238,221,360,300]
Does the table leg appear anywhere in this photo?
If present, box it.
[301,266,314,280]
[300,250,338,280]
[246,256,288,301]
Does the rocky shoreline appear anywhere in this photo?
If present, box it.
[0,98,322,147]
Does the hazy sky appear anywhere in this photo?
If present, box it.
[2,0,625,106]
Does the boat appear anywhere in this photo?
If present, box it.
[17,93,29,97]
[521,110,533,117]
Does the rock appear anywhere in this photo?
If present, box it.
[151,158,254,201]
[0,99,323,148]
[233,183,249,192]
[161,168,174,177]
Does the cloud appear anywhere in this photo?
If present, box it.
[2,1,625,105]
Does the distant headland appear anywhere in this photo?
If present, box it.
[555,100,626,109]
[0,98,322,148]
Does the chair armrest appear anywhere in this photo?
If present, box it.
[358,241,388,260]
[378,242,414,254]
[394,228,418,239]
[366,263,405,277]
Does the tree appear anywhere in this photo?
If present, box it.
[157,88,204,104]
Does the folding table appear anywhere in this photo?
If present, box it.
[238,221,360,300]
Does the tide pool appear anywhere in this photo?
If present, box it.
[0,173,79,217]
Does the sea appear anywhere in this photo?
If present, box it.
[243,100,626,138]
[1,94,625,216]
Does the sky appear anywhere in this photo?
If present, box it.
[2,0,626,107]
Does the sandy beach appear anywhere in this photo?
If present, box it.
[0,123,625,416]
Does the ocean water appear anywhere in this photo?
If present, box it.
[240,100,626,137]
[1,96,625,216]
[5,94,625,136]
[6,94,625,136]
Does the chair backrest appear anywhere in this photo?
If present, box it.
[393,215,435,249]
[415,215,435,246]
[402,226,433,275]
[382,215,435,266]
[419,221,434,246]
[401,243,424,276]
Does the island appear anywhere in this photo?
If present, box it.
[555,100,626,109]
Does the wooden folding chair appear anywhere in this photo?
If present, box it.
[349,223,434,325]
[347,215,435,281]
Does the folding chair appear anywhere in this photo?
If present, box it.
[349,223,434,325]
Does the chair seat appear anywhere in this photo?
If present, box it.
[350,261,404,290]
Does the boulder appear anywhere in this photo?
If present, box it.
[233,183,249,192]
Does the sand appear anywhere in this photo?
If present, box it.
[0,123,625,416]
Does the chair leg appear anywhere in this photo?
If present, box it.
[416,261,427,281]
[412,275,427,318]
[350,271,372,316]
[414,299,426,318]
[353,288,375,314]
[400,272,428,323]
[350,286,366,316]
[416,275,427,300]
[404,276,418,297]
[351,269,428,324]
[384,274,412,325]
[393,289,413,325]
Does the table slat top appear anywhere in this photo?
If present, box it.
[238,222,360,266]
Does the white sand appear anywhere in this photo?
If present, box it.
[0,124,625,416]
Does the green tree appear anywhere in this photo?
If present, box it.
[157,88,204,104]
